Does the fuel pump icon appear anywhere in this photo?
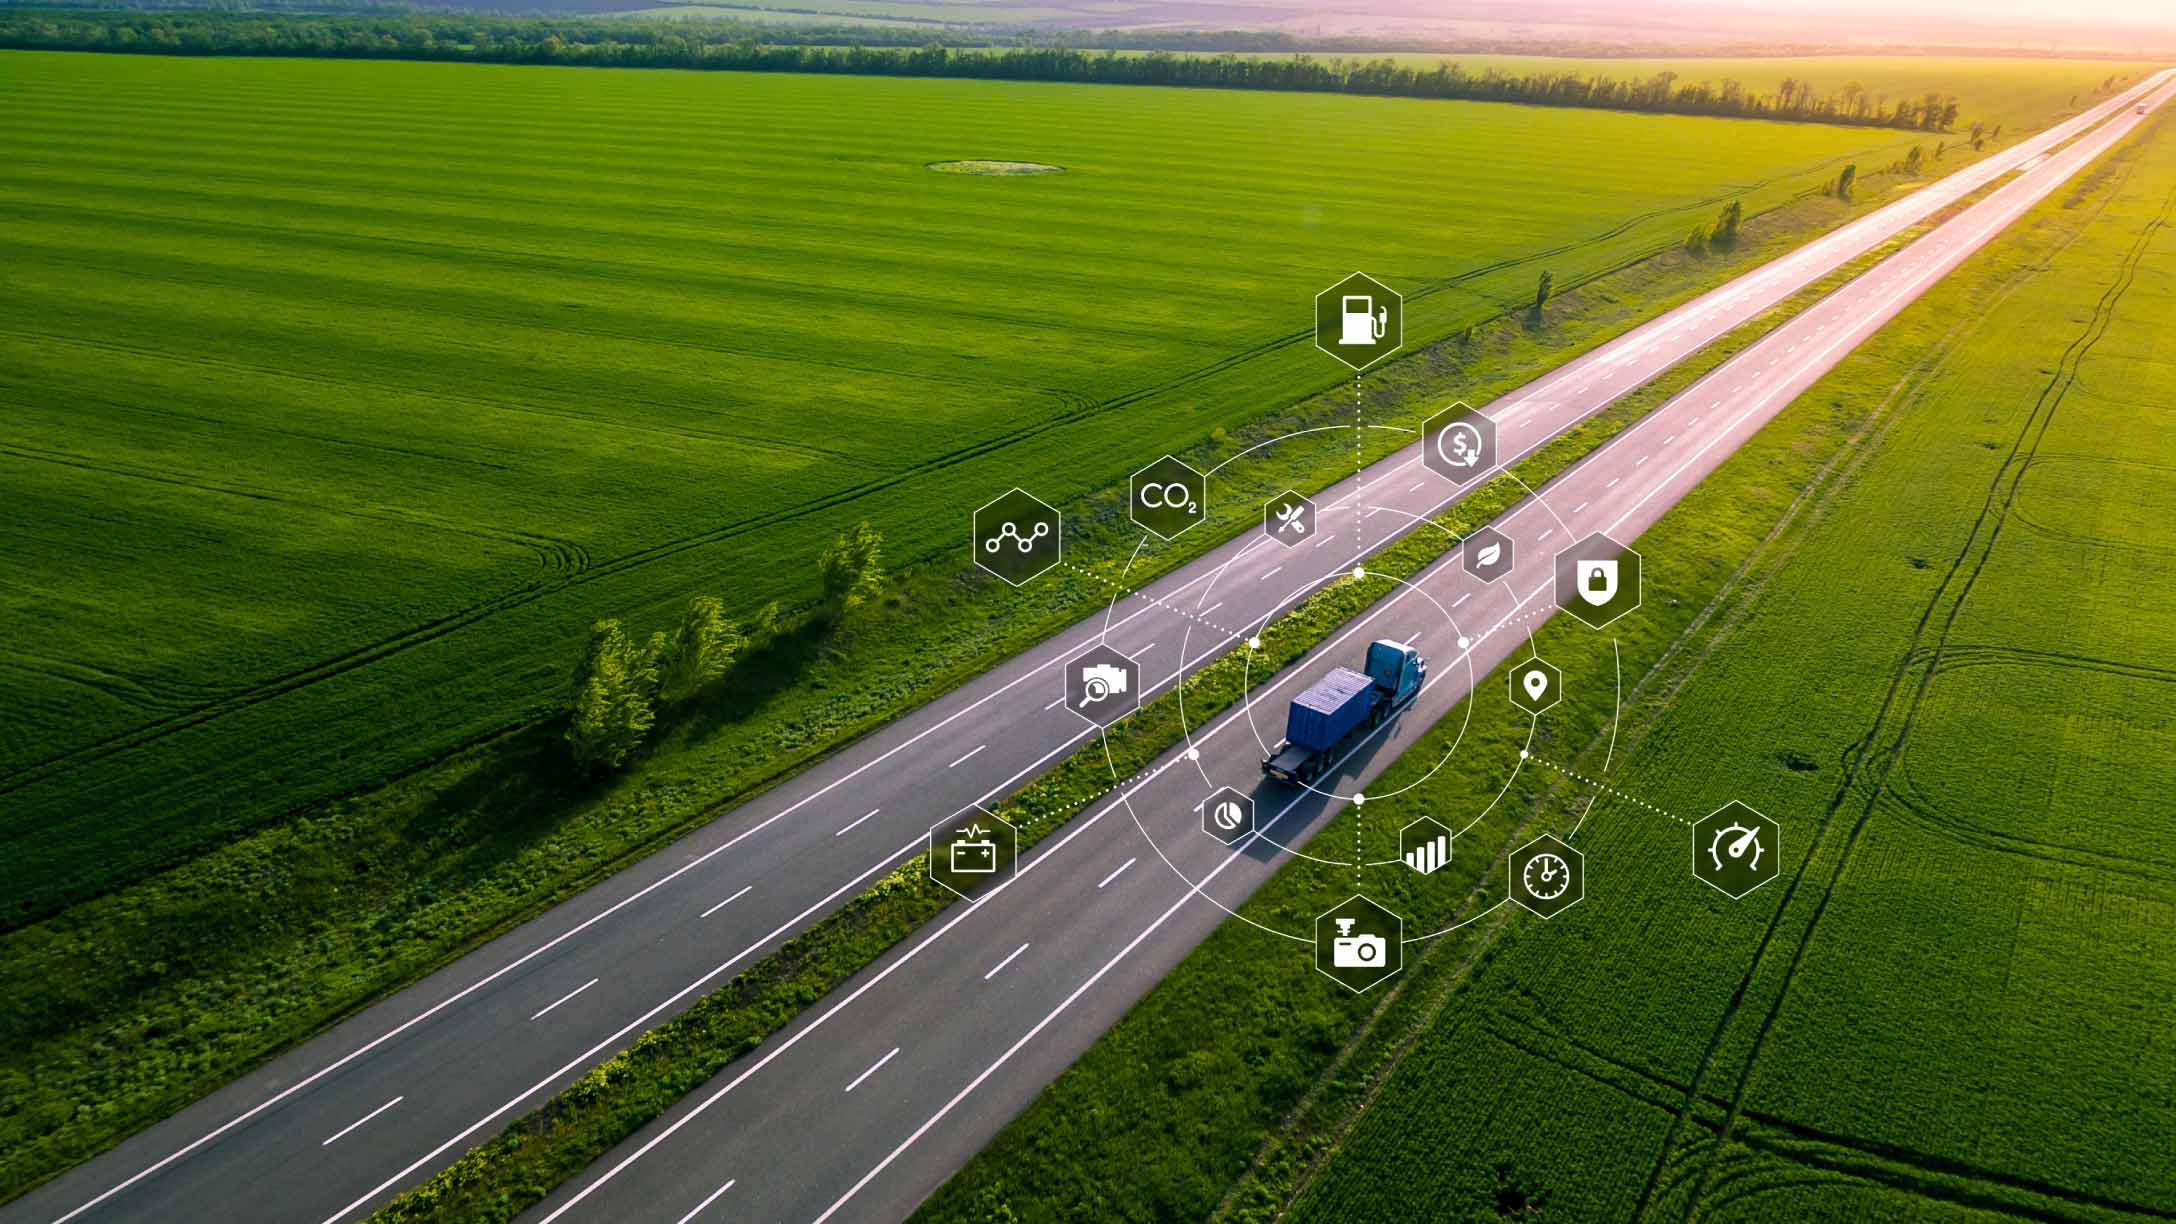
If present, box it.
[1340,295,1387,345]
[1315,273,1403,371]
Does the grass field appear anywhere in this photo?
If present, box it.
[0,51,1940,923]
[915,107,2176,1224]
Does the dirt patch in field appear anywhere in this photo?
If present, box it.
[927,160,1064,176]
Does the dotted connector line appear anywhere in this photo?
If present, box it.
[1525,754,1688,826]
[1352,375,1365,555]
[1064,561,1244,640]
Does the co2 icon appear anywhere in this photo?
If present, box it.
[1130,455,1207,540]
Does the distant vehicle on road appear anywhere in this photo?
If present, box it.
[1262,640,1426,785]
[2141,105,2150,114]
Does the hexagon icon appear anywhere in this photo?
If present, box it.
[1314,893,1404,993]
[1201,786,1256,846]
[1314,272,1403,372]
[1693,801,1782,899]
[1423,403,1497,485]
[1064,641,1140,728]
[1130,454,1207,541]
[927,805,1017,900]
[1263,490,1317,547]
[1508,833,1584,919]
[972,487,1062,586]
[1508,656,1563,717]
[1399,816,1452,876]
[1554,532,1643,630]
[1462,525,1514,583]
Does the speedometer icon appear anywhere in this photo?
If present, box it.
[1692,801,1781,899]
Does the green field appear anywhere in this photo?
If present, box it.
[0,51,1944,922]
[917,108,2176,1222]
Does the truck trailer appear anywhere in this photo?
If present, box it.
[1261,639,1427,785]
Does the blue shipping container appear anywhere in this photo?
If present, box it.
[1285,666,1375,751]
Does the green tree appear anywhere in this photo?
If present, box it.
[656,595,746,702]
[567,619,658,773]
[1835,163,1857,201]
[1904,144,1926,174]
[1530,269,1554,319]
[1683,224,1710,254]
[819,521,886,615]
[1714,198,1743,246]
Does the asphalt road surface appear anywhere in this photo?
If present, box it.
[14,71,2168,1224]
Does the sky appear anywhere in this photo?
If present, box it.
[1674,0,2176,33]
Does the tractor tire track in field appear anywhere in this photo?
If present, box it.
[0,160,1889,843]
[1654,168,2174,1224]
[1496,998,2176,1223]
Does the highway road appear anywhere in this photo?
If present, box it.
[12,70,2168,1224]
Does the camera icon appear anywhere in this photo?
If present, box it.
[1064,642,1140,728]
[1314,894,1402,993]
[1329,918,1386,968]
[1078,663,1129,707]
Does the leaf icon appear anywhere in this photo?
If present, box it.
[1476,542,1501,565]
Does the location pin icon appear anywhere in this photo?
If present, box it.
[1523,669,1549,701]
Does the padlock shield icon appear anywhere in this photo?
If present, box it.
[1577,559,1618,606]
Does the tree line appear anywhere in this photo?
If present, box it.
[1,10,1961,130]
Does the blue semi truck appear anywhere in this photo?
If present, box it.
[1261,639,1427,785]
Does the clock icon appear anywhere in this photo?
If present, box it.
[1523,852,1571,900]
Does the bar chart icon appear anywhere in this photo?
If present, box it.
[1400,817,1452,876]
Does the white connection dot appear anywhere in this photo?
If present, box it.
[1247,636,1262,650]
[1186,747,1200,761]
[1457,636,1470,649]
[1352,565,1367,580]
[1354,793,1366,805]
[1519,748,1530,759]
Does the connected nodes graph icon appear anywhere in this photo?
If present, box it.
[972,487,1062,586]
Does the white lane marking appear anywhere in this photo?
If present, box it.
[1260,565,1283,582]
[1572,501,1589,515]
[672,1178,737,1224]
[321,1098,403,1148]
[1201,602,1224,616]
[1315,534,1336,547]
[1607,478,1620,489]
[834,809,879,837]
[1452,592,1471,608]
[844,1047,900,1093]
[529,978,599,1022]
[1664,435,1677,444]
[700,886,753,918]
[1408,480,1426,492]
[1043,696,1064,710]
[948,744,986,769]
[1538,529,1554,542]
[983,942,1031,981]
[1097,858,1136,889]
[1636,455,1649,466]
